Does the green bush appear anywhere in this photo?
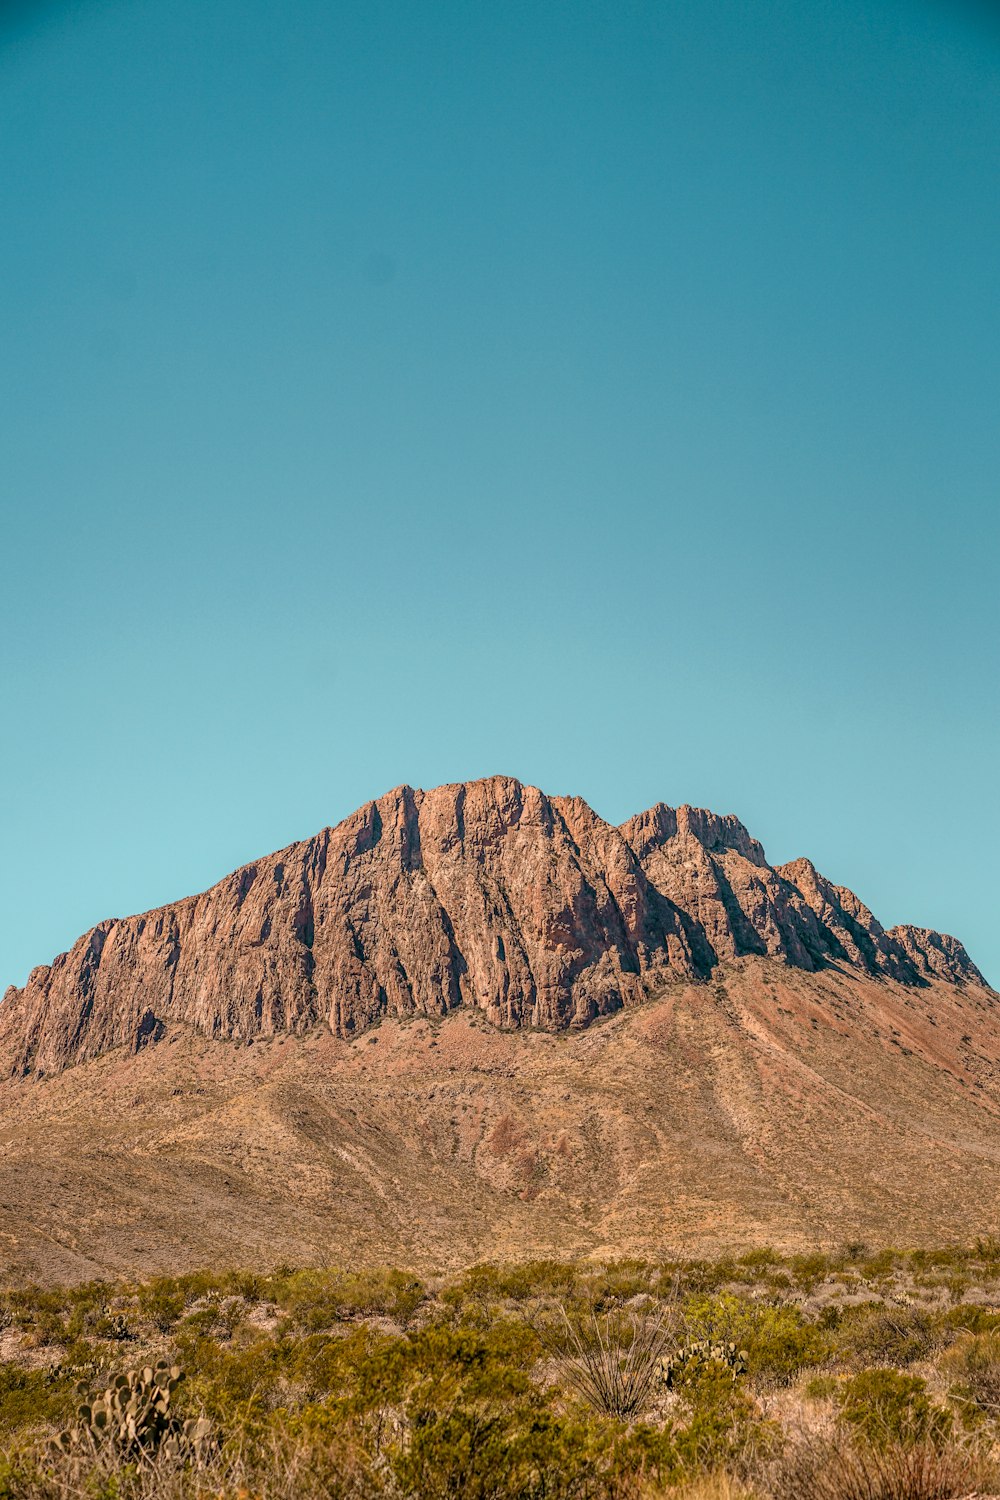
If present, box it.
[939,1304,1000,1337]
[136,1276,186,1333]
[278,1268,425,1331]
[175,1331,292,1427]
[803,1374,840,1400]
[859,1249,899,1280]
[582,1260,657,1308]
[835,1301,937,1366]
[835,1368,952,1450]
[0,1365,77,1439]
[441,1260,577,1310]
[0,1249,997,1498]
[684,1293,828,1384]
[736,1247,782,1276]
[787,1252,831,1290]
[392,1398,615,1500]
[670,1365,777,1476]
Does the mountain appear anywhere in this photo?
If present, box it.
[0,776,987,1077]
[0,776,995,1284]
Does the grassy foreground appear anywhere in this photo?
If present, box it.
[1,1244,999,1498]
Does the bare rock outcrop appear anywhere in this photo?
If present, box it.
[1,776,990,1075]
[887,924,989,986]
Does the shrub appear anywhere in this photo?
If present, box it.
[295,1317,541,1420]
[0,1365,77,1439]
[137,1277,185,1333]
[835,1369,952,1450]
[670,1366,778,1478]
[175,1331,292,1429]
[938,1304,1000,1337]
[836,1302,938,1366]
[441,1260,577,1311]
[736,1247,782,1276]
[278,1268,425,1331]
[1,1287,71,1348]
[683,1294,828,1385]
[939,1331,1000,1421]
[582,1260,658,1308]
[392,1398,616,1500]
[788,1252,831,1290]
[803,1374,840,1400]
[859,1250,899,1280]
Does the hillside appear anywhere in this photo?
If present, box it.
[0,777,995,1284]
[0,957,998,1283]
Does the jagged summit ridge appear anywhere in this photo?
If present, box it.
[1,775,989,1076]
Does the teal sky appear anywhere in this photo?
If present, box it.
[1,0,997,991]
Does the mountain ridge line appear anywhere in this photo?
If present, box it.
[1,774,991,1079]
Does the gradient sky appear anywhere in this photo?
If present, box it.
[1,0,998,992]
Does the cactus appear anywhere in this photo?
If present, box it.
[658,1338,748,1388]
[54,1362,215,1465]
[96,1310,135,1341]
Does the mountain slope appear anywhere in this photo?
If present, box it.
[0,777,988,1077]
[0,957,997,1284]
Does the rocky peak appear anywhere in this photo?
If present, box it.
[887,925,988,987]
[618,803,766,867]
[0,777,991,1076]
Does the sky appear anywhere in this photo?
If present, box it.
[1,0,998,992]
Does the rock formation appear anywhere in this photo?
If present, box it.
[1,776,990,1077]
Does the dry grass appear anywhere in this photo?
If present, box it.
[768,1434,997,1500]
[0,1433,382,1500]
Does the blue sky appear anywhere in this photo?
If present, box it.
[1,0,997,990]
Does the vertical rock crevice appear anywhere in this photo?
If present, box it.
[0,776,990,1075]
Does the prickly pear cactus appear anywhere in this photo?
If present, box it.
[55,1362,215,1465]
[658,1338,749,1388]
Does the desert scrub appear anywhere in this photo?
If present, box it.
[136,1277,186,1333]
[288,1317,541,1425]
[770,1434,992,1500]
[668,1363,778,1478]
[0,1287,73,1348]
[786,1252,831,1291]
[534,1303,673,1418]
[440,1259,578,1313]
[938,1303,1000,1336]
[173,1331,294,1428]
[834,1368,953,1450]
[938,1331,1000,1422]
[580,1259,661,1309]
[278,1268,425,1331]
[665,1259,739,1296]
[2,1249,1000,1498]
[683,1294,828,1386]
[834,1300,938,1367]
[735,1247,783,1277]
[392,1397,619,1500]
[858,1249,900,1281]
[0,1365,80,1440]
[178,1294,247,1341]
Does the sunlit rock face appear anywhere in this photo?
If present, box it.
[1,776,990,1076]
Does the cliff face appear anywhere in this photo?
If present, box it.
[1,777,990,1076]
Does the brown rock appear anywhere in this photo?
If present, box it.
[1,776,991,1077]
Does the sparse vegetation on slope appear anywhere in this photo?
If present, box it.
[1,1247,999,1497]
